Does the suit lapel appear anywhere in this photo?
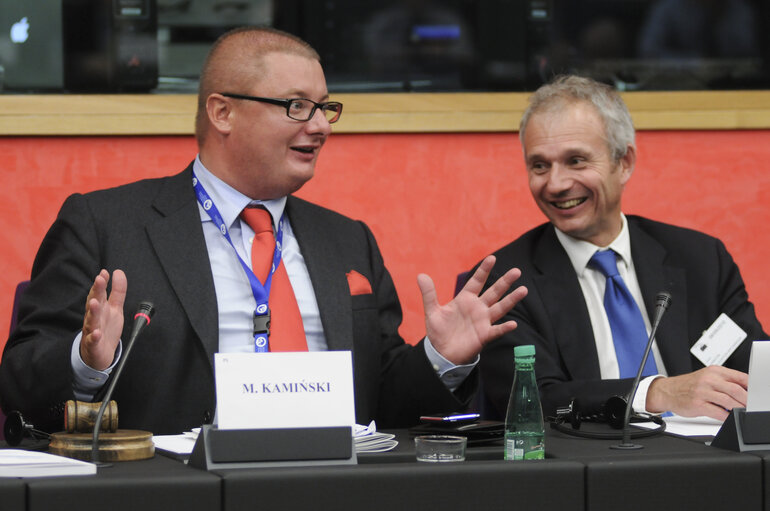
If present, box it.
[286,197,354,351]
[146,167,219,363]
[628,218,690,375]
[532,226,602,379]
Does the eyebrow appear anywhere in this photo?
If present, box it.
[524,150,551,163]
[280,89,330,101]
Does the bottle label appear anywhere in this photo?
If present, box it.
[504,434,544,460]
[505,438,524,460]
[524,447,545,460]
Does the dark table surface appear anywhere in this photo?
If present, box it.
[546,425,763,511]
[22,454,220,511]
[2,425,769,511]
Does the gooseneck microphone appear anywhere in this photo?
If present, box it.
[611,292,672,450]
[91,301,155,463]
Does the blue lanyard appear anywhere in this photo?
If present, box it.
[192,171,285,352]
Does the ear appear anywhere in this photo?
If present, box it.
[618,144,636,185]
[206,93,233,135]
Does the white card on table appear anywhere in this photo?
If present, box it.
[690,313,746,367]
[747,340,770,412]
[214,351,356,430]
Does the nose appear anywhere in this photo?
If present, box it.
[544,164,572,193]
[305,107,332,136]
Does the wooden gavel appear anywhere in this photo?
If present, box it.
[63,400,118,433]
[50,400,153,462]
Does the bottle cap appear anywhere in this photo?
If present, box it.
[514,344,535,358]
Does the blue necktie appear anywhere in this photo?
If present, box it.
[589,250,658,378]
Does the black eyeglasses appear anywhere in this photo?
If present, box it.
[221,93,343,123]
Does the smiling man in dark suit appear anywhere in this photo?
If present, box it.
[478,75,767,422]
[0,27,527,434]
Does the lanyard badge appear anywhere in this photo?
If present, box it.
[192,171,285,352]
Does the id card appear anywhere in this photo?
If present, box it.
[690,313,747,367]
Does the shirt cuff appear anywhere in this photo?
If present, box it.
[71,332,122,400]
[424,337,478,392]
[632,374,665,414]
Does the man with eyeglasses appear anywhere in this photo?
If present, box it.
[0,27,527,435]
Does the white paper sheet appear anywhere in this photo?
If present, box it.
[634,414,723,437]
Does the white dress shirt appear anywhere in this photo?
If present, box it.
[554,214,667,413]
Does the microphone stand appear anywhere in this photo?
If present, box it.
[91,301,154,465]
[611,292,671,450]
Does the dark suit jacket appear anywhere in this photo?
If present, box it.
[479,216,767,419]
[0,165,470,434]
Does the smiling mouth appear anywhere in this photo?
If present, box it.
[291,146,315,154]
[552,198,587,209]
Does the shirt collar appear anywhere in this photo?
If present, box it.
[554,213,632,276]
[193,156,287,230]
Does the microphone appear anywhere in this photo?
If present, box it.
[611,292,672,450]
[3,411,51,446]
[91,301,155,464]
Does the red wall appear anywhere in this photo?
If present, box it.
[1,131,769,352]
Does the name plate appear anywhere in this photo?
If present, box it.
[214,351,356,430]
[747,340,770,412]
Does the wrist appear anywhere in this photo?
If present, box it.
[645,376,668,414]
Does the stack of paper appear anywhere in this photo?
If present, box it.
[153,422,399,458]
[354,421,398,453]
[0,449,96,477]
[153,428,199,457]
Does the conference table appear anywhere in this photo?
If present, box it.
[1,425,768,511]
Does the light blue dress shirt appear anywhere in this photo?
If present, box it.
[72,157,473,399]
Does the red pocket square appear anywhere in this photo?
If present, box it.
[346,270,373,296]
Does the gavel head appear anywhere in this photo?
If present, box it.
[64,400,119,434]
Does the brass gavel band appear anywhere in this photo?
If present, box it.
[64,400,119,433]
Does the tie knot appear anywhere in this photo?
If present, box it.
[240,206,273,235]
[589,250,620,278]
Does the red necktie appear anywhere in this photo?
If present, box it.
[240,206,308,352]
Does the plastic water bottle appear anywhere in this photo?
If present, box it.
[504,344,545,460]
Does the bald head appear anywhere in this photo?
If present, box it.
[195,27,320,145]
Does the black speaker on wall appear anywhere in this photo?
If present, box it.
[63,0,158,92]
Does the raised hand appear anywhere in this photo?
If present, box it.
[419,255,528,365]
[80,269,127,370]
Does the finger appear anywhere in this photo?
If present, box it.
[718,376,749,401]
[462,256,496,295]
[86,269,110,306]
[712,395,746,414]
[86,327,102,346]
[109,269,128,309]
[710,366,749,388]
[83,270,111,337]
[83,297,104,339]
[708,381,748,410]
[486,319,519,340]
[487,285,528,323]
[698,402,730,422]
[80,329,98,365]
[479,267,523,308]
[417,273,439,316]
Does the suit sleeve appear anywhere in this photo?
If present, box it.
[710,238,768,371]
[478,268,634,419]
[353,221,475,428]
[0,193,103,431]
